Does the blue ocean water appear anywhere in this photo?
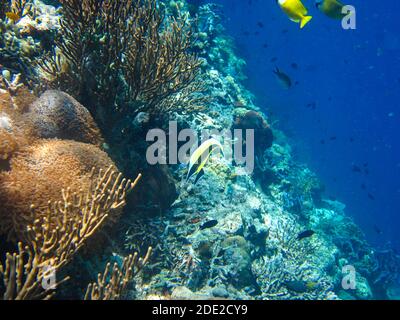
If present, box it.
[202,0,400,251]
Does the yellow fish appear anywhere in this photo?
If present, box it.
[316,0,347,20]
[186,138,224,184]
[277,0,313,29]
[306,281,319,290]
[5,12,21,23]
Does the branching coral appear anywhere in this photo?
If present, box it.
[154,79,209,119]
[0,0,33,19]
[9,0,34,19]
[0,20,39,85]
[0,166,143,300]
[253,217,335,300]
[39,0,202,126]
[85,247,152,300]
[0,0,53,88]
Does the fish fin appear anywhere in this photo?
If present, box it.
[300,15,312,29]
[194,169,205,185]
[186,162,199,182]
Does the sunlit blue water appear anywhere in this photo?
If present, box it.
[197,0,400,251]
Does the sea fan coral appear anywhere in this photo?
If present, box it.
[0,139,116,241]
[39,0,201,127]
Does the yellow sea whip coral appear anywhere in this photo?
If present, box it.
[85,247,152,300]
[0,166,143,300]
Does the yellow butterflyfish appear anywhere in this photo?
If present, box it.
[316,0,348,20]
[277,0,313,29]
[186,138,224,184]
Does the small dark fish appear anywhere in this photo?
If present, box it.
[349,137,355,143]
[361,183,367,190]
[364,168,370,175]
[368,193,375,200]
[200,220,218,230]
[306,102,316,110]
[352,165,362,173]
[270,57,278,63]
[257,22,264,28]
[262,42,268,48]
[373,225,383,235]
[330,136,337,141]
[282,29,289,34]
[297,230,315,240]
[320,139,326,145]
[291,63,298,70]
[273,67,292,89]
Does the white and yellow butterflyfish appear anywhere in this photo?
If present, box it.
[186,138,224,184]
[277,0,313,29]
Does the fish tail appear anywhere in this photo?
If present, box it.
[300,15,312,29]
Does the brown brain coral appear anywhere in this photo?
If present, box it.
[0,139,116,241]
[21,90,104,146]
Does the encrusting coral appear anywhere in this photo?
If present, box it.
[0,167,144,300]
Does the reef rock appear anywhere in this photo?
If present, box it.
[232,109,273,156]
[221,235,255,289]
[132,164,178,213]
